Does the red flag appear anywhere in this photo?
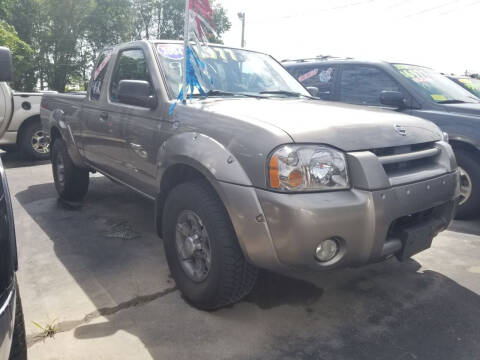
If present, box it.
[189,0,215,43]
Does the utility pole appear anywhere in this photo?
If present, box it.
[237,12,246,48]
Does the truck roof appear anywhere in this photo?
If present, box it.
[281,57,433,71]
[98,39,268,58]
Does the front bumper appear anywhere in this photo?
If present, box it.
[220,170,459,272]
[0,280,16,360]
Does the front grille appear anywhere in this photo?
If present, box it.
[371,142,441,178]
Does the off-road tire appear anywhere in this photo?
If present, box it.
[19,120,50,160]
[51,138,89,201]
[9,283,27,360]
[162,181,258,310]
[455,149,480,219]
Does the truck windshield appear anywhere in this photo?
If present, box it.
[155,43,309,98]
[393,64,480,104]
[454,77,480,98]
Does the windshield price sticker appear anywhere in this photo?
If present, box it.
[157,44,239,63]
[431,94,447,101]
[157,44,185,60]
[459,78,480,91]
[298,68,318,83]
[199,47,238,62]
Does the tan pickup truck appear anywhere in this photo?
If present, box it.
[42,40,460,310]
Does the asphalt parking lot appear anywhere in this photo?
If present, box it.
[4,152,480,360]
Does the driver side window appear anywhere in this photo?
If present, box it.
[340,66,401,106]
[110,49,153,103]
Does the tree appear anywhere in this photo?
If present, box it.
[1,0,231,92]
[36,0,95,92]
[210,1,231,44]
[0,21,34,89]
[137,0,231,42]
[86,0,135,53]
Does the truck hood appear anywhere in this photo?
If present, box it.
[198,98,442,151]
[441,103,480,117]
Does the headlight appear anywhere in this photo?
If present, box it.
[268,145,349,192]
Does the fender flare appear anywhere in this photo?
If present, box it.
[157,132,253,189]
[49,109,87,168]
[154,132,258,249]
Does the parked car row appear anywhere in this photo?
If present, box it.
[0,47,27,360]
[40,40,459,310]
[283,58,480,218]
[449,76,480,98]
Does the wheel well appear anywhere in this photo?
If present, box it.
[16,115,41,145]
[449,140,480,156]
[156,164,214,237]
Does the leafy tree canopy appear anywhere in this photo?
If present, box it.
[0,21,34,89]
[0,0,231,92]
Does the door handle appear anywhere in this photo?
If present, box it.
[99,112,109,121]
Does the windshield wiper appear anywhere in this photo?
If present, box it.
[260,90,310,97]
[191,90,266,99]
[259,90,312,99]
[437,99,468,104]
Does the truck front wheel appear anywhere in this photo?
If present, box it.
[455,149,480,219]
[51,138,89,201]
[162,181,258,310]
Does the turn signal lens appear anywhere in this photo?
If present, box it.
[288,170,303,188]
[269,155,280,189]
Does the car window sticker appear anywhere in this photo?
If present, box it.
[459,78,479,91]
[318,68,334,83]
[157,44,185,60]
[431,94,447,101]
[93,52,112,80]
[298,68,319,83]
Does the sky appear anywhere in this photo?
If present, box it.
[219,0,479,75]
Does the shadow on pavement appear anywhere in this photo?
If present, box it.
[1,150,50,169]
[449,217,480,236]
[15,177,480,360]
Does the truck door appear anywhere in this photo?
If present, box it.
[106,47,160,195]
[82,49,130,180]
[338,64,414,112]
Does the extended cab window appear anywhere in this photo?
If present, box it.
[90,50,112,100]
[295,65,336,100]
[340,66,401,106]
[110,49,152,103]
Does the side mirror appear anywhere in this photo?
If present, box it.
[0,47,13,82]
[380,90,407,109]
[306,86,319,97]
[117,80,156,108]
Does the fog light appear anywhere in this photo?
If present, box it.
[315,239,339,262]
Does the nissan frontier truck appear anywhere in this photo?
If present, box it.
[41,41,459,310]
